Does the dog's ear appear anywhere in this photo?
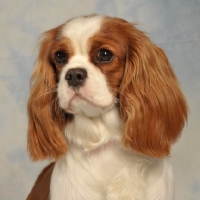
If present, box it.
[27,27,68,161]
[119,24,187,157]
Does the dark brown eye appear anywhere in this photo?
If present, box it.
[55,51,67,64]
[96,49,113,63]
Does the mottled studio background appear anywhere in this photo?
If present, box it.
[0,0,199,199]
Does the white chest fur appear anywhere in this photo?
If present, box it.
[50,108,174,200]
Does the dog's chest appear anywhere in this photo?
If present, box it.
[50,142,153,200]
[51,144,118,198]
[49,111,169,200]
[50,112,149,200]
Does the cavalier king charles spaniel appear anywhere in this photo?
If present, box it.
[26,15,187,200]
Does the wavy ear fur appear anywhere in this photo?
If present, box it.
[27,27,68,161]
[120,24,187,157]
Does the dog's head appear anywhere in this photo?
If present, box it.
[27,15,187,161]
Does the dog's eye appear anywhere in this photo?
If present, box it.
[55,51,67,64]
[96,49,113,63]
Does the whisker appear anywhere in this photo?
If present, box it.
[50,97,59,117]
[28,87,57,103]
[108,86,131,103]
[114,97,126,114]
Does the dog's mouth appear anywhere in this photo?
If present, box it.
[63,88,115,117]
[58,73,116,117]
[71,92,107,108]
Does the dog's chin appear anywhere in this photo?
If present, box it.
[64,94,115,118]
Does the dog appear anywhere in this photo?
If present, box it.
[26,15,187,200]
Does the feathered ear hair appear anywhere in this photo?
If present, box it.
[27,27,68,161]
[120,24,187,157]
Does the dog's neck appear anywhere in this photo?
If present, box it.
[64,106,124,151]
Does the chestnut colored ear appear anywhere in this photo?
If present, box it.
[27,28,68,161]
[120,25,187,157]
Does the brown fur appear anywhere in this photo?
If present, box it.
[103,17,187,157]
[26,162,55,200]
[88,26,127,97]
[27,26,70,161]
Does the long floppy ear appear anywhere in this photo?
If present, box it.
[120,25,187,157]
[27,27,68,161]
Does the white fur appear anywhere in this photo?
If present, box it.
[51,16,175,200]
[51,107,174,200]
[62,15,103,55]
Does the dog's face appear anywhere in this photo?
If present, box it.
[27,15,187,161]
[54,16,125,117]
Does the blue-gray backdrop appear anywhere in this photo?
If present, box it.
[0,0,199,199]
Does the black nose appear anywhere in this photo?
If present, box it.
[65,68,87,87]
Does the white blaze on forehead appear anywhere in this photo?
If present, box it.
[61,15,104,54]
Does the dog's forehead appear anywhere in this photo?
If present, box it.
[61,15,104,54]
